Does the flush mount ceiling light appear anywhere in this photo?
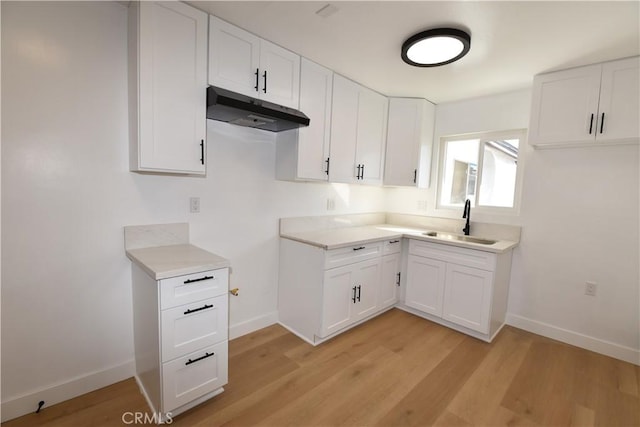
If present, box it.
[401,28,471,67]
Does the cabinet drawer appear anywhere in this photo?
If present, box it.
[160,268,228,309]
[383,238,402,255]
[161,295,228,361]
[409,240,496,271]
[324,242,382,270]
[162,341,228,412]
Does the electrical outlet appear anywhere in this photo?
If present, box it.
[417,200,428,211]
[585,281,597,296]
[190,197,200,213]
[327,198,335,211]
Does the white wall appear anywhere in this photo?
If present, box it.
[0,2,384,419]
[508,144,639,361]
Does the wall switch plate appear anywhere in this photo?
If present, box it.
[326,198,336,211]
[190,197,200,213]
[585,281,597,296]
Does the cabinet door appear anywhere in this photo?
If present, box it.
[405,255,445,317]
[259,40,300,109]
[208,15,260,97]
[384,98,435,187]
[597,57,640,142]
[329,75,359,183]
[529,64,602,146]
[136,2,207,174]
[352,258,381,321]
[320,264,356,337]
[379,253,400,309]
[355,87,388,185]
[442,264,493,334]
[296,59,333,180]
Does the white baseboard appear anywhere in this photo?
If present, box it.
[229,311,278,340]
[1,359,135,422]
[506,313,640,366]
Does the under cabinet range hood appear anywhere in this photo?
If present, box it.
[206,86,310,132]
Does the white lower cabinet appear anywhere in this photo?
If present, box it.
[402,239,513,342]
[131,265,229,418]
[279,238,400,344]
[405,255,446,317]
[442,264,493,334]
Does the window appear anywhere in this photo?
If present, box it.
[437,130,525,212]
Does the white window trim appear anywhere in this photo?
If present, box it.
[435,129,527,217]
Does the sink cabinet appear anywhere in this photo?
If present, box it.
[279,238,400,344]
[401,239,512,341]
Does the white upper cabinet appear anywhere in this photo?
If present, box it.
[529,56,639,147]
[207,15,260,98]
[208,16,300,109]
[383,98,435,187]
[329,75,388,185]
[276,58,333,182]
[129,1,208,175]
[598,57,640,142]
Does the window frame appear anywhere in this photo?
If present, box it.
[435,129,527,216]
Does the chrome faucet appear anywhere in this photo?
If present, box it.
[462,199,471,235]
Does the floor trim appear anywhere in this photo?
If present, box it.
[506,313,640,365]
[1,359,135,422]
[229,311,278,340]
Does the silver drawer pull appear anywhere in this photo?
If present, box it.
[184,275,214,284]
[185,351,214,366]
[184,304,213,315]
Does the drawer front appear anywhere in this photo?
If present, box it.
[324,242,383,270]
[162,341,228,412]
[383,238,402,255]
[161,295,228,361]
[409,240,496,271]
[160,268,228,309]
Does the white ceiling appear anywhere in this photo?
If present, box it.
[188,1,640,104]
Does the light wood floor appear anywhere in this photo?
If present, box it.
[4,309,639,426]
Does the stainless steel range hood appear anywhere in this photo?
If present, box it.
[206,86,310,132]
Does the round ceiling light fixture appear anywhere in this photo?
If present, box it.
[401,28,471,67]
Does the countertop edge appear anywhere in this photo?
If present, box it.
[280,226,519,254]
[126,244,231,280]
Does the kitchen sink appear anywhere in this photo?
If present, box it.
[422,231,496,245]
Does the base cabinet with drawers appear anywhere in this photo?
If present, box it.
[131,264,229,419]
[401,239,513,342]
[278,237,402,344]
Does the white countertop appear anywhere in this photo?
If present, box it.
[280,224,518,253]
[126,243,230,280]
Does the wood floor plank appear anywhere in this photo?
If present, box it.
[227,323,290,358]
[446,326,532,425]
[375,336,491,427]
[259,346,403,426]
[4,310,639,427]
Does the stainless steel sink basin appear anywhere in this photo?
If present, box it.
[423,231,496,245]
